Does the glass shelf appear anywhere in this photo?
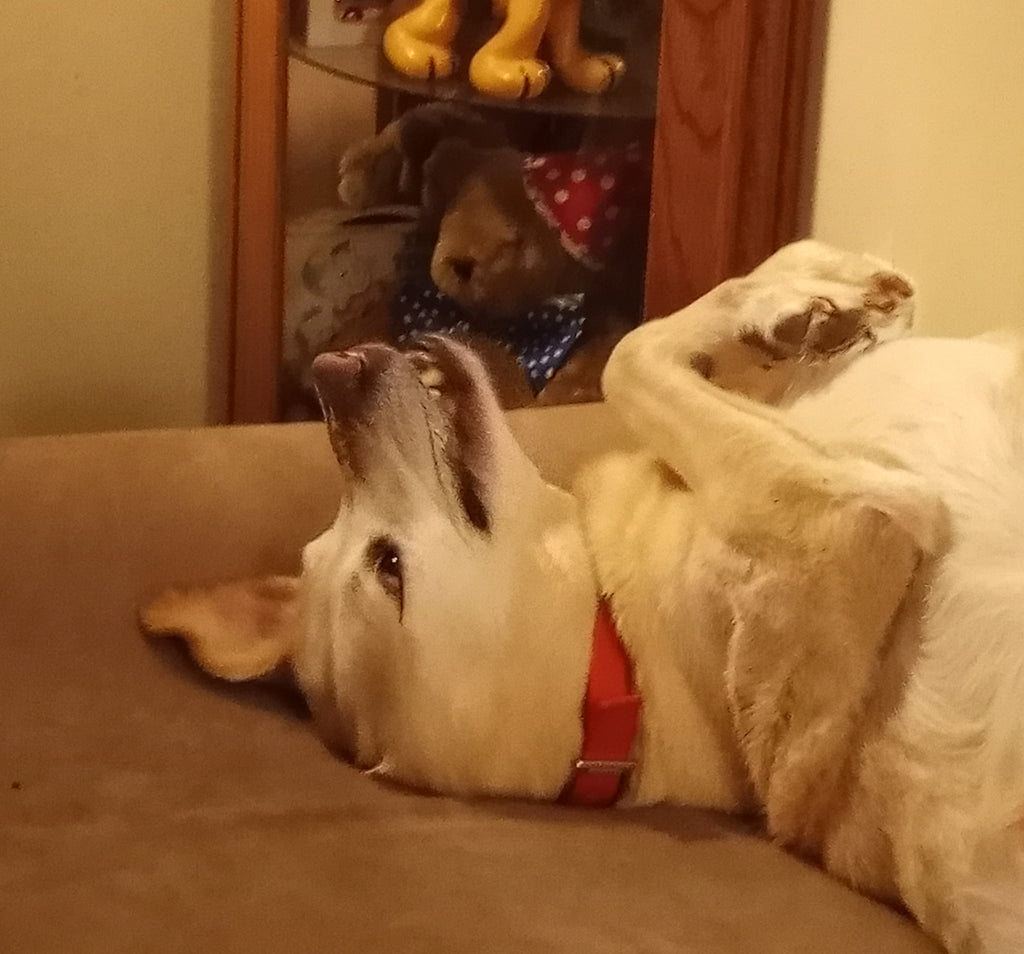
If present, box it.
[289,37,658,120]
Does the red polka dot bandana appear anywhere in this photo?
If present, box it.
[523,145,645,271]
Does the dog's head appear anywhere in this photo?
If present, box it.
[143,337,594,797]
[298,337,586,785]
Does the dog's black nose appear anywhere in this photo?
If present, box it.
[449,257,475,283]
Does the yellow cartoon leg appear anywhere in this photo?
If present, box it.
[469,0,551,99]
[545,0,624,94]
[383,0,460,80]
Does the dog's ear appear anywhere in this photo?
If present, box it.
[725,496,932,858]
[140,576,301,682]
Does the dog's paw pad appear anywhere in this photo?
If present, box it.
[741,297,874,364]
[772,308,817,350]
[805,304,869,355]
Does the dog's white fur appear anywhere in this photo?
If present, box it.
[143,241,1024,953]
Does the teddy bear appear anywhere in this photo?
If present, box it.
[332,101,649,407]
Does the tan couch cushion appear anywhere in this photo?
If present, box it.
[0,408,939,953]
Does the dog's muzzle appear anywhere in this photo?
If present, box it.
[312,345,394,422]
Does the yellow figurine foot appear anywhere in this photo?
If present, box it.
[380,0,626,100]
[469,53,552,99]
[557,52,626,94]
[384,24,457,80]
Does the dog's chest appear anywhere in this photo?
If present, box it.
[577,451,691,598]
[574,451,732,691]
[574,450,753,808]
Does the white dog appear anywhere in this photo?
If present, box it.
[143,241,1024,953]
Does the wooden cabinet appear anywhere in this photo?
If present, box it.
[230,0,820,423]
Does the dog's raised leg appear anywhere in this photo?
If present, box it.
[603,299,946,857]
[604,317,943,856]
[383,0,460,81]
[603,294,939,551]
[469,0,552,99]
[544,0,624,94]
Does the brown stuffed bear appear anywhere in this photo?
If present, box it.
[335,102,648,407]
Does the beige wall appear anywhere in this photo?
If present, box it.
[286,59,374,219]
[812,1,1024,336]
[0,1,235,437]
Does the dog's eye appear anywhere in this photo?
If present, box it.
[367,537,403,612]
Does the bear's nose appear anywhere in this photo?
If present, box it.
[449,257,476,283]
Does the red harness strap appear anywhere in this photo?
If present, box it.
[560,599,641,807]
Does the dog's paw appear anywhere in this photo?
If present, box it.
[684,268,915,403]
[863,270,914,320]
[739,297,877,364]
[739,242,917,357]
[469,54,551,99]
[738,268,914,366]
[559,53,626,94]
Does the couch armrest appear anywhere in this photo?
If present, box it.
[0,403,628,626]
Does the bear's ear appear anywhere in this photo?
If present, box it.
[398,102,507,174]
[398,103,506,205]
[338,120,406,208]
[419,138,496,222]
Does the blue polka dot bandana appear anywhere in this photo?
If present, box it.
[395,281,587,394]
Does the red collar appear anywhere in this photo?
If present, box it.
[560,599,641,807]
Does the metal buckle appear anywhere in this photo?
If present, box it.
[575,758,635,775]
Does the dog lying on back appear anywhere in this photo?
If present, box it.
[144,241,1024,953]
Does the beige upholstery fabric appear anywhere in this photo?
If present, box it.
[0,408,939,953]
